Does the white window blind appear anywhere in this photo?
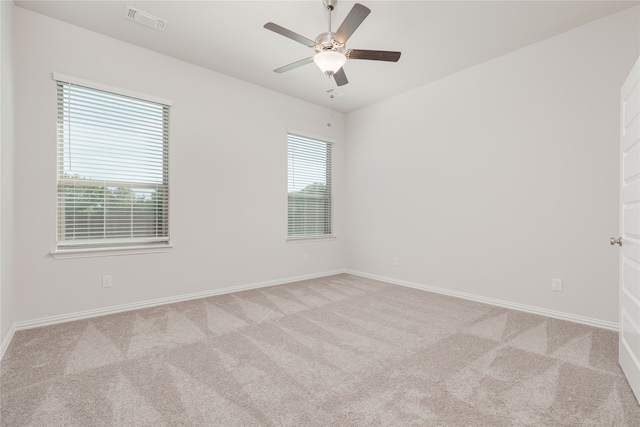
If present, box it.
[287,133,333,238]
[56,79,170,249]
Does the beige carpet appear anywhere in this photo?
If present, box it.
[1,273,638,426]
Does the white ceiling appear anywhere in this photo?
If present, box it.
[15,0,639,113]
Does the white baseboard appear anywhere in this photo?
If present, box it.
[346,270,619,331]
[1,322,16,360]
[2,267,618,360]
[10,269,347,334]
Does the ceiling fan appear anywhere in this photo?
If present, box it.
[264,0,401,87]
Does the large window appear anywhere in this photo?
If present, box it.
[287,132,333,238]
[56,77,170,250]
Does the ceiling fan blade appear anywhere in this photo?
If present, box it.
[264,22,316,47]
[348,49,401,62]
[274,57,314,73]
[333,68,348,86]
[334,3,371,44]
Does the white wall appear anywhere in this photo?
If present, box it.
[1,0,16,349]
[13,7,346,323]
[345,6,640,325]
[9,4,639,329]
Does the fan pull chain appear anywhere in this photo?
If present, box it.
[327,76,333,127]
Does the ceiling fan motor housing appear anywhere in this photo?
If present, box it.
[314,32,344,53]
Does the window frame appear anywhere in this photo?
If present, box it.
[286,130,335,242]
[51,73,173,259]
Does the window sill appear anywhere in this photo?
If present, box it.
[286,235,336,243]
[51,244,173,260]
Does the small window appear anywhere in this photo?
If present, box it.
[287,132,333,239]
[56,79,170,250]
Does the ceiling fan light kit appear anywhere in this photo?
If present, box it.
[313,50,347,75]
[264,0,401,86]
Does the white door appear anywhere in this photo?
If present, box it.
[619,56,640,404]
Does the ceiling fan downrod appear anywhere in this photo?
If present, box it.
[324,0,337,32]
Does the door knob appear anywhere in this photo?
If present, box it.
[610,237,622,246]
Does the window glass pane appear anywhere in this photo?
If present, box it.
[56,81,169,248]
[287,133,332,237]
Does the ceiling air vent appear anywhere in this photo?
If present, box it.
[125,6,167,31]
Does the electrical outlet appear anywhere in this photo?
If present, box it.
[304,254,309,262]
[552,278,563,292]
[102,275,112,288]
[393,257,399,266]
